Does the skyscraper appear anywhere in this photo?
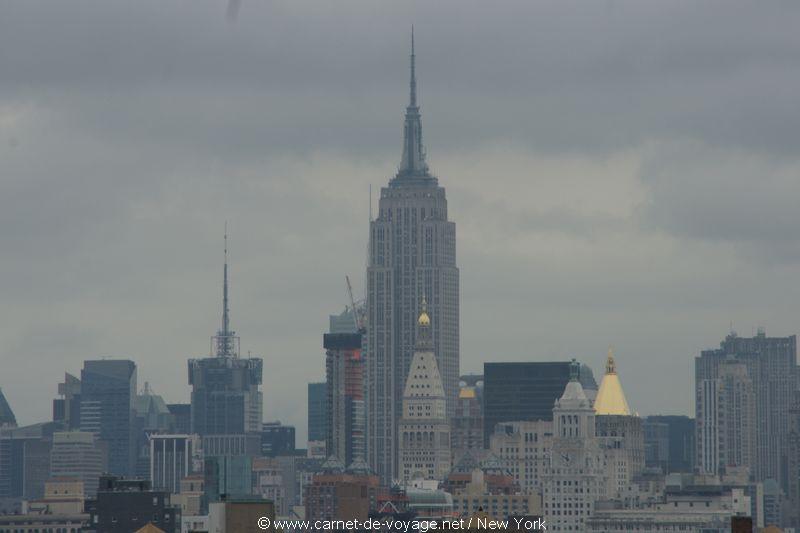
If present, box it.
[0,388,16,428]
[324,332,365,468]
[397,300,451,484]
[80,359,137,477]
[483,361,593,446]
[544,361,606,532]
[188,234,263,497]
[695,330,796,488]
[307,382,328,445]
[188,235,263,436]
[366,30,459,483]
[593,350,644,499]
[50,431,105,498]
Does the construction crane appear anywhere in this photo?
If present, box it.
[346,275,365,332]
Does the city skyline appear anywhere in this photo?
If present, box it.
[5,2,800,448]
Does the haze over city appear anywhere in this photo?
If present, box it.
[4,0,800,448]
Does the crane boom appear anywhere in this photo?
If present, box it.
[345,275,363,331]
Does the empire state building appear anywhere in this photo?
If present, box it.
[366,30,460,483]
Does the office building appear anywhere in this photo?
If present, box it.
[490,420,552,495]
[0,422,58,500]
[149,434,201,494]
[188,237,263,437]
[366,31,460,483]
[593,350,645,498]
[452,375,484,463]
[305,457,380,521]
[484,361,595,446]
[695,330,794,488]
[543,361,606,532]
[0,389,16,429]
[324,332,365,468]
[644,415,695,474]
[397,302,451,484]
[52,373,82,431]
[166,404,191,435]
[85,476,178,533]
[80,359,137,477]
[50,431,105,498]
[207,497,275,533]
[307,382,327,444]
[261,422,295,457]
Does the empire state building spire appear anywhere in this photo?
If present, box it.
[398,27,430,178]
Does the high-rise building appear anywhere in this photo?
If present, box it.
[695,330,795,488]
[0,422,57,500]
[0,388,17,428]
[696,359,757,478]
[593,350,645,499]
[397,301,451,483]
[366,30,459,483]
[452,375,484,463]
[188,235,263,500]
[260,422,296,457]
[50,431,106,498]
[644,415,695,474]
[307,382,328,444]
[85,476,179,533]
[188,235,263,437]
[483,362,595,446]
[304,458,380,522]
[489,420,552,495]
[149,434,201,494]
[543,361,606,532]
[167,404,191,434]
[324,332,365,468]
[80,359,137,478]
[52,373,81,430]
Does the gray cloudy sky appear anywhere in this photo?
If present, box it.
[2,1,800,443]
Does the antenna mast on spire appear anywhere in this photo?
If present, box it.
[410,25,416,108]
[214,222,238,357]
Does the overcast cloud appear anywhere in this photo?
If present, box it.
[2,0,800,442]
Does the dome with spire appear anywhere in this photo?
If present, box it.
[418,296,430,327]
[593,348,632,416]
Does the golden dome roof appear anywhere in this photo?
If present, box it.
[594,348,632,416]
[418,310,430,326]
[418,295,430,326]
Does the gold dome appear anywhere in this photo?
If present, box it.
[418,310,430,327]
[418,295,430,327]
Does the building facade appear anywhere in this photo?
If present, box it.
[397,302,451,484]
[593,351,645,499]
[366,31,459,483]
[543,362,607,532]
[307,382,328,445]
[452,375,484,464]
[50,431,105,498]
[188,240,263,437]
[149,434,201,494]
[695,330,792,486]
[483,362,579,447]
[490,420,552,496]
[325,332,365,468]
[80,359,137,477]
[643,415,695,474]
